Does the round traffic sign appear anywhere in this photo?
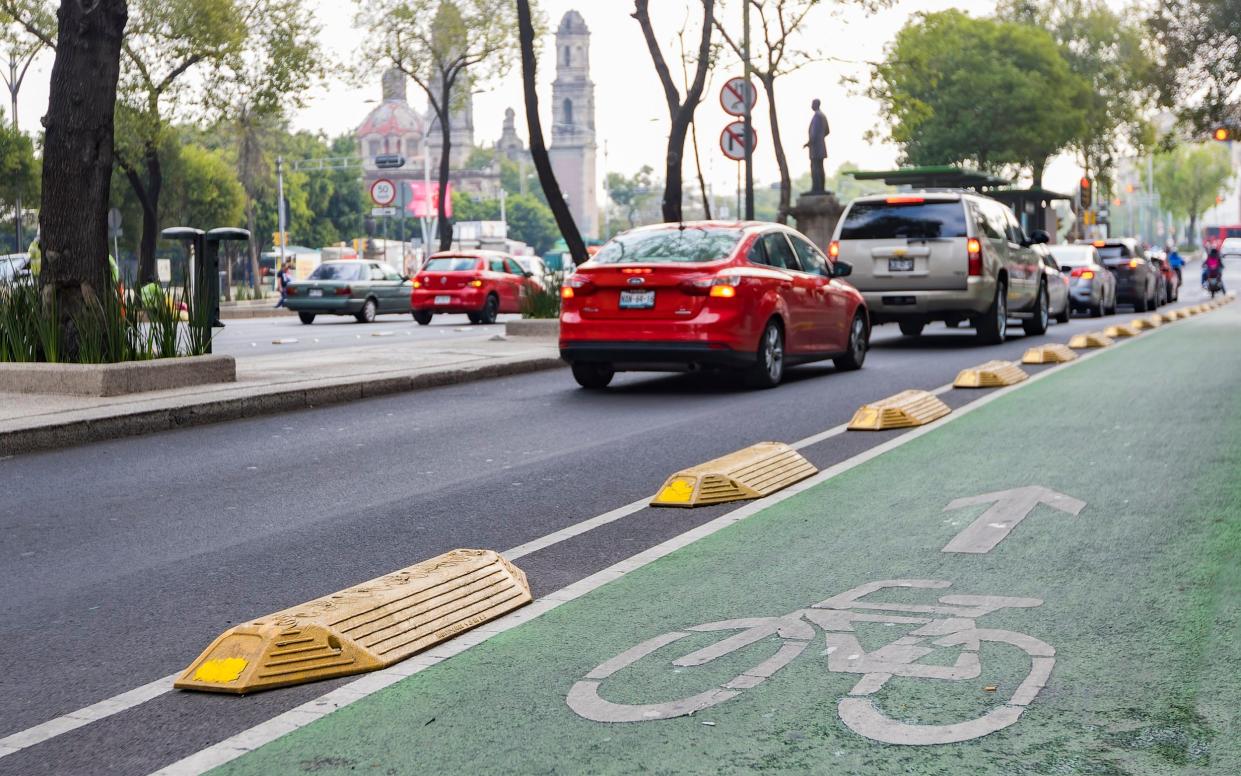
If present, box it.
[720,121,758,161]
[720,77,757,117]
[370,179,397,207]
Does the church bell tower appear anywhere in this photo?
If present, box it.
[549,10,599,239]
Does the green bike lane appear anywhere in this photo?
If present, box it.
[218,307,1241,776]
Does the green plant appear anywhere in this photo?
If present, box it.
[520,283,561,319]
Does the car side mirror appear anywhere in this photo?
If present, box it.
[524,271,534,278]
[832,260,853,278]
[1030,230,1051,245]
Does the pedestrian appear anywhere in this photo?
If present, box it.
[274,260,291,308]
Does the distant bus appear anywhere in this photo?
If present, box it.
[1204,225,1241,251]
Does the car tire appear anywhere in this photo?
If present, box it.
[898,321,924,337]
[1134,293,1147,313]
[746,319,785,389]
[976,280,1007,345]
[477,294,499,325]
[1023,282,1050,336]
[297,312,315,325]
[834,313,868,371]
[355,298,377,323]
[571,362,614,389]
[1055,296,1071,324]
[1092,297,1105,318]
[413,310,433,326]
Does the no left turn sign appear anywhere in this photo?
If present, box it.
[370,179,397,207]
[720,121,757,161]
[720,77,757,116]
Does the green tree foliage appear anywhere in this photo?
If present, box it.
[606,166,657,230]
[870,10,1088,185]
[506,193,557,253]
[162,144,245,233]
[1000,0,1158,187]
[1150,0,1241,132]
[0,109,39,246]
[1152,142,1234,241]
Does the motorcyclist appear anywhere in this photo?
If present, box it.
[1166,241,1184,286]
[1202,248,1225,294]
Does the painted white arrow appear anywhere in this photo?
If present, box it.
[942,486,1086,554]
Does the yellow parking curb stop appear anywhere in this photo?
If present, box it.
[1104,324,1138,338]
[953,360,1029,388]
[650,442,817,508]
[1069,332,1114,349]
[1021,344,1078,364]
[1131,317,1160,330]
[174,549,532,694]
[848,389,951,431]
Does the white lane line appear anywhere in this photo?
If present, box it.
[0,674,176,755]
[148,337,1138,775]
[0,323,1162,766]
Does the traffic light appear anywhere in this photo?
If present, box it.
[375,154,407,169]
[1080,177,1092,209]
[1213,127,1231,142]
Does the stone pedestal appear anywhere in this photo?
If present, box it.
[788,193,845,253]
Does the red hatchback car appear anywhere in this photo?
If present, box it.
[411,251,536,325]
[559,222,869,389]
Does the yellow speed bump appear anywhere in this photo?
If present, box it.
[1022,344,1078,364]
[1131,317,1160,331]
[953,360,1029,388]
[175,549,532,694]
[651,442,816,508]
[1104,323,1138,338]
[848,389,951,431]
[1163,310,1182,321]
[1069,331,1114,349]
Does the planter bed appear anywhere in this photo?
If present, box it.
[0,354,236,397]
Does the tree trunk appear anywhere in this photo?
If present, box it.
[435,96,453,252]
[126,145,162,285]
[517,0,588,265]
[39,0,128,360]
[762,75,791,224]
[1031,158,1046,191]
[1189,212,1198,250]
[245,197,261,294]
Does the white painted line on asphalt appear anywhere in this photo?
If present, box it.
[0,319,1166,768]
[0,674,176,756]
[148,335,1139,775]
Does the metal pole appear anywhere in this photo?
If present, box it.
[9,55,21,252]
[742,1,754,220]
[276,156,287,294]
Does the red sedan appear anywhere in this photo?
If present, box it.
[559,222,869,389]
[411,251,536,325]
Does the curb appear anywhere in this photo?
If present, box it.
[1,356,565,456]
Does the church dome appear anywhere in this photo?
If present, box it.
[356,69,425,140]
[558,9,588,33]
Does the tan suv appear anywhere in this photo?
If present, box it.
[829,191,1051,344]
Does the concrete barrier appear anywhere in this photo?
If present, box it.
[0,355,236,397]
[505,319,560,338]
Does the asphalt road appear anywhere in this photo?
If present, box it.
[211,312,520,358]
[0,284,1223,775]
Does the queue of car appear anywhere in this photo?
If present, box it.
[555,189,1190,390]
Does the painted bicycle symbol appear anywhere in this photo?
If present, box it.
[567,580,1056,745]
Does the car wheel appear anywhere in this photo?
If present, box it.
[1134,292,1147,313]
[1023,283,1050,336]
[297,312,315,325]
[746,319,785,389]
[478,294,499,325]
[571,362,614,389]
[898,320,924,337]
[413,310,433,326]
[834,313,868,372]
[976,280,1007,345]
[355,298,377,323]
[1092,296,1105,318]
[1055,297,1071,324]
[467,312,482,324]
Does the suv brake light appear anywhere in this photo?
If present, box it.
[1070,268,1095,279]
[967,238,983,276]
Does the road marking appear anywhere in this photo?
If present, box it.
[149,340,1126,774]
[942,487,1086,554]
[0,322,1165,768]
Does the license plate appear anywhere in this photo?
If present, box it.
[619,290,656,309]
[889,257,915,272]
[308,289,324,298]
[435,295,452,304]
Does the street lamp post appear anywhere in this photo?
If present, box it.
[4,35,44,252]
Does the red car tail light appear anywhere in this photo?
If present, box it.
[563,274,595,297]
[335,286,352,296]
[967,238,983,276]
[1070,268,1095,280]
[683,274,742,297]
[468,279,484,287]
[412,279,423,289]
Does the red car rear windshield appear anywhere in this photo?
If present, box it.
[424,258,482,271]
[840,201,968,240]
[592,227,743,264]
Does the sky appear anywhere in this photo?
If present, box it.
[10,0,1088,200]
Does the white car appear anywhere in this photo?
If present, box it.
[1219,237,1241,260]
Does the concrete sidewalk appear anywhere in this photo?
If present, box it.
[0,337,562,455]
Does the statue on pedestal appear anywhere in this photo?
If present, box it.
[805,99,830,194]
